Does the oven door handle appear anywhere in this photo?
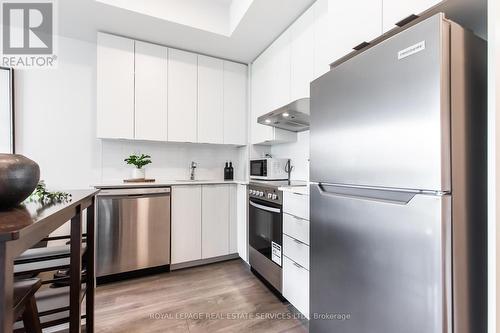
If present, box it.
[249,200,281,214]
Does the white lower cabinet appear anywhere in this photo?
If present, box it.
[172,184,237,265]
[171,186,202,264]
[283,256,310,319]
[283,192,310,221]
[282,189,310,319]
[202,185,230,258]
[283,234,309,270]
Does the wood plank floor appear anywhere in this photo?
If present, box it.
[95,259,308,333]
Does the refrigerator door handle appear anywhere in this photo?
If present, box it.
[317,183,418,205]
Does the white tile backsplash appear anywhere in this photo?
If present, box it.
[270,131,310,181]
[101,139,246,182]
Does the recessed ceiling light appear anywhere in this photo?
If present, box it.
[265,119,271,123]
[282,112,289,117]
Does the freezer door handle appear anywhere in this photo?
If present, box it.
[317,183,418,204]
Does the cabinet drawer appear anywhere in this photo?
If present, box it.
[283,192,309,220]
[283,234,309,270]
[284,213,310,245]
[283,256,309,319]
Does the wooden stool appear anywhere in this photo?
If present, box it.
[13,278,42,333]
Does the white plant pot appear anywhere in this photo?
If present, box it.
[131,168,145,179]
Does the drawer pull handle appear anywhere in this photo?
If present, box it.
[293,262,304,269]
[294,239,304,245]
[289,214,308,222]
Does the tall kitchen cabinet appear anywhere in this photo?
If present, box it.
[382,0,443,32]
[198,55,224,144]
[171,186,202,264]
[134,41,168,141]
[97,33,135,139]
[168,49,198,143]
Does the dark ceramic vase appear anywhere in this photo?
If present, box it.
[0,154,40,209]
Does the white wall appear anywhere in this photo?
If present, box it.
[270,131,309,181]
[15,36,101,189]
[14,35,247,191]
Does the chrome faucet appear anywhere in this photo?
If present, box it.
[190,161,198,180]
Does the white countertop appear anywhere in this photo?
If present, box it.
[278,182,310,195]
[94,179,248,189]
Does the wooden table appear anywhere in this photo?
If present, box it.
[0,189,99,333]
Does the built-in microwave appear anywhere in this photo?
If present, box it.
[250,158,289,180]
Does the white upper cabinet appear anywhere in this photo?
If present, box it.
[251,52,274,144]
[197,55,224,144]
[290,4,315,101]
[168,49,198,143]
[313,0,333,78]
[383,0,442,32]
[328,0,383,62]
[268,31,291,111]
[97,33,135,139]
[223,61,248,145]
[97,35,246,145]
[134,41,168,141]
[250,32,296,145]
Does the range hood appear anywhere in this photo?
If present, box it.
[257,98,310,132]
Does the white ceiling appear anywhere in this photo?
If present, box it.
[94,0,254,36]
[57,0,315,63]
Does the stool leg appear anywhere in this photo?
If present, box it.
[22,297,42,333]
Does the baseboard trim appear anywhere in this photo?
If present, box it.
[171,253,240,270]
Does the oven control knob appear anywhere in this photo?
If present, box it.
[272,194,278,200]
[250,190,255,195]
[267,193,272,199]
[259,191,264,197]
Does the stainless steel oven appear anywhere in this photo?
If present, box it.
[248,182,283,292]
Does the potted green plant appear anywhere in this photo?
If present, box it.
[124,154,152,179]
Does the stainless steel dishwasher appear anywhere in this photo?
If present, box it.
[96,187,171,278]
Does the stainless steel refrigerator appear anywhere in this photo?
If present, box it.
[310,13,486,333]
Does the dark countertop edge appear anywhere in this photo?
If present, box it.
[0,189,100,242]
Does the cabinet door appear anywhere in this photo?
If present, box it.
[198,55,224,144]
[229,185,238,254]
[283,256,310,319]
[268,30,291,110]
[135,41,168,141]
[236,185,248,261]
[171,186,202,264]
[168,49,198,143]
[328,0,382,63]
[223,61,247,145]
[97,33,134,139]
[202,185,230,258]
[290,4,315,100]
[250,54,273,144]
[313,0,333,78]
[383,0,442,32]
